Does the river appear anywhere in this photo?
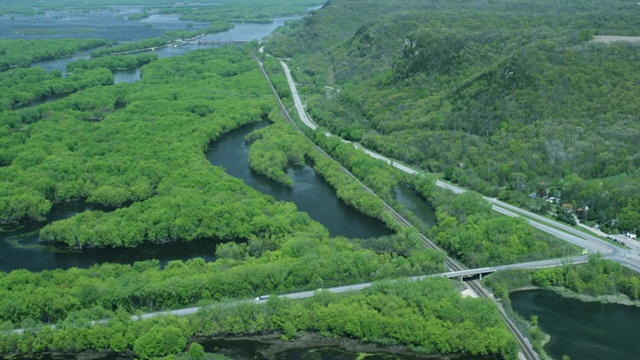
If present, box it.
[28,16,304,80]
[510,289,640,360]
[1,13,444,272]
[1,6,357,273]
[206,122,392,239]
[394,184,437,228]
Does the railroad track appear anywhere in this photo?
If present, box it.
[253,49,539,360]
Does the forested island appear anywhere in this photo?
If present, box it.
[1,1,640,360]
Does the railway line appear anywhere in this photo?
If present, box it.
[253,49,539,360]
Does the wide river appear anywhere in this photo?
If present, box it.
[511,289,640,360]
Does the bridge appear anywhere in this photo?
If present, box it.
[7,256,588,335]
[195,40,248,45]
[418,256,589,282]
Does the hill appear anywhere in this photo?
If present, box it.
[266,0,640,233]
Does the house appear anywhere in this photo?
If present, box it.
[561,203,573,213]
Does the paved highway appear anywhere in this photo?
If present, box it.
[6,257,586,335]
[277,58,640,275]
[280,61,317,130]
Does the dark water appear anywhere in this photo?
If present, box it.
[393,185,437,228]
[510,290,640,360]
[113,68,141,83]
[11,337,495,360]
[0,201,218,273]
[201,338,496,360]
[206,122,392,239]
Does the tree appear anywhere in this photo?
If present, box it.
[188,342,205,360]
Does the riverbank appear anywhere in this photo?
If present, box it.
[510,288,640,360]
[197,332,494,360]
[510,286,640,307]
[5,332,495,360]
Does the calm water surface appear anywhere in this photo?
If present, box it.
[206,122,392,239]
[12,337,495,360]
[0,201,218,273]
[0,8,209,41]
[2,7,351,273]
[202,338,497,360]
[393,184,436,228]
[510,289,640,360]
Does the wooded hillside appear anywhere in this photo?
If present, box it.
[266,0,640,234]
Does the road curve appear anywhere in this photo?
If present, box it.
[271,54,540,360]
[276,58,640,274]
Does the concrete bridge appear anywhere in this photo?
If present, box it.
[417,256,589,282]
[196,40,249,45]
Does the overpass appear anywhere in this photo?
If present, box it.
[272,53,640,275]
[7,255,588,335]
[254,49,541,360]
[424,256,588,282]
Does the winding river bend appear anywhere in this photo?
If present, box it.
[2,8,345,273]
[206,122,392,239]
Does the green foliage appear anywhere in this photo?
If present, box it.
[0,279,518,359]
[425,188,576,268]
[0,232,445,325]
[67,53,158,72]
[128,11,151,21]
[187,342,205,360]
[269,0,640,233]
[0,67,113,110]
[90,38,168,57]
[485,255,640,300]
[1,47,302,247]
[134,325,187,359]
[0,39,108,68]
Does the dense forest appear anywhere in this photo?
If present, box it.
[0,279,519,359]
[0,66,113,110]
[266,0,640,234]
[67,53,158,72]
[3,1,640,359]
[486,255,640,301]
[0,39,108,68]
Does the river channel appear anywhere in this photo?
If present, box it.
[13,336,495,360]
[0,4,445,272]
[206,122,392,239]
[3,5,375,273]
[510,289,640,360]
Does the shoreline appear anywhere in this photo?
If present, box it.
[5,332,494,360]
[195,332,491,360]
[509,286,640,307]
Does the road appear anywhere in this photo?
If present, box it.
[276,58,640,275]
[257,53,539,360]
[280,61,317,130]
[8,257,587,337]
[436,180,640,272]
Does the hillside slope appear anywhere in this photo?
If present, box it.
[266,0,640,233]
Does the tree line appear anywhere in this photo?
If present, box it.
[67,53,158,72]
[0,67,113,111]
[0,278,519,360]
[0,39,108,68]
